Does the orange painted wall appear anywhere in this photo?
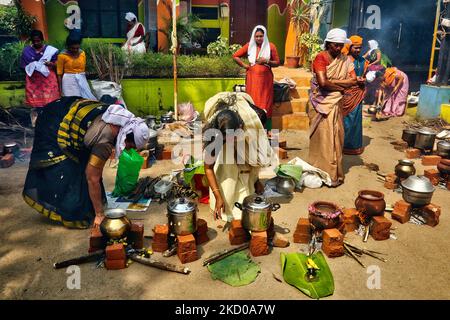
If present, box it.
[21,0,48,39]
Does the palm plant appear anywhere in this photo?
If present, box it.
[288,0,311,59]
[158,0,204,52]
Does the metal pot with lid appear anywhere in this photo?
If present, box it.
[414,128,436,151]
[235,194,281,232]
[401,129,417,148]
[161,113,174,124]
[401,175,435,206]
[167,197,198,236]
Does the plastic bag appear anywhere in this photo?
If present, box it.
[112,148,144,197]
[299,172,323,189]
[91,80,127,108]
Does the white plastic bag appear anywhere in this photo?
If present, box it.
[299,172,323,189]
[91,80,126,107]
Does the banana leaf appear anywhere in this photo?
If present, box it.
[280,251,334,299]
[207,251,261,287]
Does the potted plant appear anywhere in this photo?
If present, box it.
[285,0,311,68]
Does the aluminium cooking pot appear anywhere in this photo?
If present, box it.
[167,197,197,236]
[414,128,436,151]
[161,113,174,124]
[401,129,417,148]
[401,175,435,206]
[235,194,280,232]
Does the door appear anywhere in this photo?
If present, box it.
[230,0,268,45]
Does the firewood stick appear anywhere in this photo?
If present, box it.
[129,254,190,275]
[203,243,249,266]
[343,241,385,255]
[344,244,366,268]
[53,250,105,269]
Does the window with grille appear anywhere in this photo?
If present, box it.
[78,0,138,38]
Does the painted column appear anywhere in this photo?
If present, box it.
[20,0,49,39]
[268,0,287,61]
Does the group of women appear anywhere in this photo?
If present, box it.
[21,12,145,126]
[308,28,409,187]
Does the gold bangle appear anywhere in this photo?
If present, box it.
[211,188,220,193]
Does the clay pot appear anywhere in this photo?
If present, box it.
[354,190,386,217]
[285,56,300,68]
[308,201,342,230]
[395,159,416,180]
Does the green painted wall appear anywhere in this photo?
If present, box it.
[121,78,244,116]
[0,78,245,115]
[267,4,287,62]
[45,0,72,45]
[332,0,351,29]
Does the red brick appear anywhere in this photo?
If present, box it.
[230,220,247,237]
[106,244,126,260]
[385,173,398,183]
[141,156,149,169]
[391,200,412,224]
[447,180,450,191]
[0,153,14,168]
[162,148,173,160]
[129,222,144,248]
[421,203,441,227]
[196,219,208,235]
[195,233,210,245]
[343,208,359,232]
[384,181,398,190]
[272,233,290,248]
[153,224,169,243]
[391,140,408,151]
[322,228,344,258]
[424,168,440,186]
[105,258,126,270]
[229,228,248,245]
[151,242,169,252]
[422,155,442,166]
[177,249,198,264]
[405,148,421,159]
[370,216,392,241]
[89,227,105,249]
[279,148,288,159]
[177,234,197,253]
[250,231,269,256]
[293,218,311,244]
[279,138,287,149]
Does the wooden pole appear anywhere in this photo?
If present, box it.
[172,0,178,120]
[130,254,190,275]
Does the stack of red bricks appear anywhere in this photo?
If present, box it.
[293,218,311,244]
[342,208,360,233]
[370,216,392,240]
[405,148,421,159]
[89,227,106,253]
[391,200,441,227]
[229,220,249,245]
[105,243,127,270]
[128,221,145,249]
[177,234,198,263]
[322,229,344,258]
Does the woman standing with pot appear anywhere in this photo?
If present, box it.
[233,25,280,131]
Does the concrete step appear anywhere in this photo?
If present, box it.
[272,98,308,116]
[272,112,309,131]
[290,86,310,99]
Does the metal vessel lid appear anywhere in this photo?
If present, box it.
[398,159,414,165]
[243,194,272,210]
[4,142,17,147]
[168,197,197,213]
[438,140,450,147]
[401,175,435,193]
[105,208,127,218]
[417,127,436,135]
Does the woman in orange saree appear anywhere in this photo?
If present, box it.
[308,29,359,187]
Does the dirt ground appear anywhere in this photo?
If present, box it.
[0,113,449,300]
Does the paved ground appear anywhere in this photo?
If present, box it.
[0,114,449,300]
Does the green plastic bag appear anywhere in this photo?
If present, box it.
[112,148,144,197]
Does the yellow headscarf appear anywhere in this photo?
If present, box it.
[384,67,397,86]
[342,35,363,55]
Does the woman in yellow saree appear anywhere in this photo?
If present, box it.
[308,29,360,187]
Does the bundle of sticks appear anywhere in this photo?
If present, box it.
[343,241,387,268]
